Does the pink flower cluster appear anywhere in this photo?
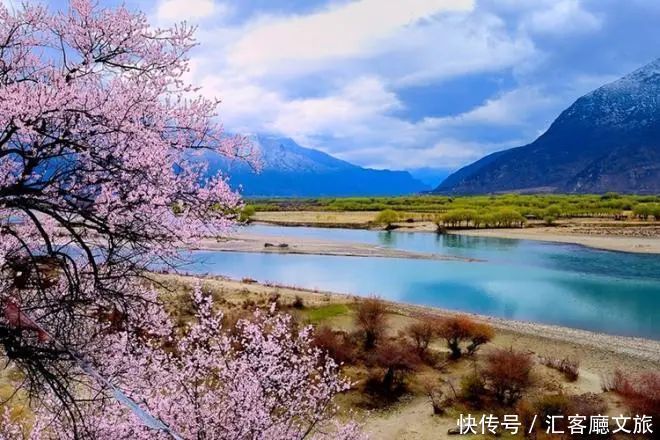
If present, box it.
[1,286,363,439]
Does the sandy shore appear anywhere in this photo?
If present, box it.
[195,234,479,262]
[447,227,660,253]
[252,210,660,254]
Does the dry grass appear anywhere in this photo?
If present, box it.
[253,210,379,226]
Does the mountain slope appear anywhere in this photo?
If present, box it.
[435,59,660,194]
[208,135,427,197]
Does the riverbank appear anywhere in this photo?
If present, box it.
[158,273,659,439]
[448,227,660,254]
[251,211,660,254]
[195,234,479,262]
[158,273,660,369]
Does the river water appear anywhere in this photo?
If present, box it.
[181,225,660,339]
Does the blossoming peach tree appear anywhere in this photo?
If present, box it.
[0,1,360,438]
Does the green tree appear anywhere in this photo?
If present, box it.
[375,209,399,228]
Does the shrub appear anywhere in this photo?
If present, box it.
[367,341,420,397]
[239,205,256,222]
[436,316,473,359]
[515,399,537,437]
[531,393,608,438]
[569,393,608,419]
[292,295,305,309]
[465,322,494,355]
[459,372,487,408]
[436,316,493,359]
[268,291,281,308]
[312,326,354,365]
[540,356,580,381]
[603,369,660,419]
[406,317,437,357]
[355,297,387,350]
[601,369,626,392]
[483,348,533,405]
[422,378,453,415]
[535,394,571,432]
[375,209,399,228]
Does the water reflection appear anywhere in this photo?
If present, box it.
[439,233,520,251]
[377,231,397,247]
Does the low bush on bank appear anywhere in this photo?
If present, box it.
[602,370,660,419]
[406,317,439,358]
[364,341,422,398]
[436,316,494,359]
[312,326,355,365]
[374,209,399,228]
[522,392,609,438]
[540,356,580,381]
[355,297,388,350]
[483,348,534,406]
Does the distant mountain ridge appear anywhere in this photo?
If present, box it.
[207,135,427,196]
[435,58,660,194]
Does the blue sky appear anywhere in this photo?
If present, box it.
[25,0,660,178]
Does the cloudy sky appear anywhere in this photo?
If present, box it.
[34,0,660,180]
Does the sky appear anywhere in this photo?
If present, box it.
[22,0,660,181]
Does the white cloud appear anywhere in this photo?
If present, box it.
[423,87,560,127]
[391,12,535,85]
[200,74,404,145]
[227,0,474,74]
[179,0,620,171]
[339,137,522,170]
[524,0,602,35]
[156,0,222,23]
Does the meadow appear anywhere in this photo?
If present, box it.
[245,193,660,229]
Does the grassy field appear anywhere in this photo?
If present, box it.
[246,194,660,224]
[241,194,660,238]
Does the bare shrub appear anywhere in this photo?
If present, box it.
[312,326,354,365]
[406,317,437,358]
[515,399,537,437]
[466,322,494,355]
[436,316,474,359]
[535,394,571,432]
[460,372,487,408]
[569,392,608,418]
[422,378,453,415]
[366,340,420,397]
[436,316,494,359]
[603,369,660,419]
[483,348,533,405]
[540,356,580,381]
[531,393,609,438]
[355,296,387,350]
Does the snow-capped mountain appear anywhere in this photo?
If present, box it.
[435,59,660,194]
[206,135,427,197]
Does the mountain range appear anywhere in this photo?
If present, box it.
[207,135,428,197]
[435,58,660,194]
